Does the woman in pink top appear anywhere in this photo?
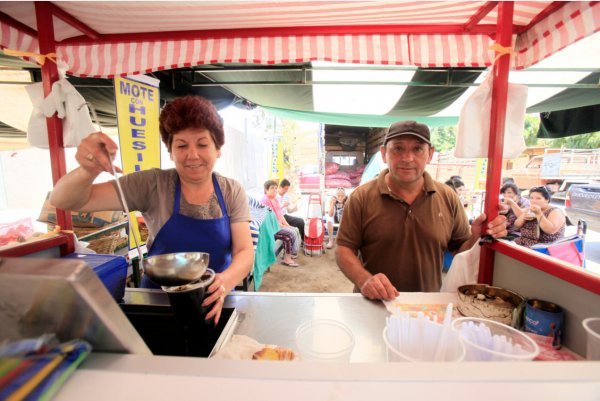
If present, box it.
[261,180,301,267]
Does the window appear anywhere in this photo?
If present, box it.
[332,155,357,167]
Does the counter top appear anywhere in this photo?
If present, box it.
[124,290,457,362]
[53,291,600,400]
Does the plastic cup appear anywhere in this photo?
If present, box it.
[383,320,466,362]
[582,317,600,360]
[452,317,540,361]
[295,319,354,362]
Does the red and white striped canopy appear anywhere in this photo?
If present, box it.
[1,1,598,78]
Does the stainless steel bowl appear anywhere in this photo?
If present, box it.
[143,252,209,287]
[457,284,525,327]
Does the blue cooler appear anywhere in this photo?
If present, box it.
[63,253,128,302]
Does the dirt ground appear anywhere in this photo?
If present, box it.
[255,243,355,293]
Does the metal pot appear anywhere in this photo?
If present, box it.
[143,252,209,287]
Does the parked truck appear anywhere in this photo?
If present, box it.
[298,124,385,192]
[503,148,600,194]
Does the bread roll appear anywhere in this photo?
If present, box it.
[252,347,296,361]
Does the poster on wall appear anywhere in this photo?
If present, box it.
[114,75,160,255]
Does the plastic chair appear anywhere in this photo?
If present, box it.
[532,220,587,268]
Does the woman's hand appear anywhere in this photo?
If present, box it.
[530,204,543,219]
[202,273,229,325]
[75,132,122,176]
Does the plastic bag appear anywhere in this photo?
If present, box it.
[0,217,34,246]
[455,74,527,159]
[325,162,340,175]
[440,243,480,292]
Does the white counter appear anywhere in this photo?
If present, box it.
[54,292,600,400]
[56,354,600,400]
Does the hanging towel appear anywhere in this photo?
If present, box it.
[454,74,527,159]
[25,61,95,148]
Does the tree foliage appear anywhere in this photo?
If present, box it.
[430,114,599,152]
[430,125,456,152]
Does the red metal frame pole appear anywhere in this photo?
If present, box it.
[478,1,513,284]
[35,1,74,254]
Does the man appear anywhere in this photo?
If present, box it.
[277,178,305,244]
[335,120,507,300]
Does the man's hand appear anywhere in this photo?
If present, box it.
[359,273,399,301]
[471,213,508,239]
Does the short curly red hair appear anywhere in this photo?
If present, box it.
[159,96,225,151]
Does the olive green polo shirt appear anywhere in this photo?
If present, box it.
[336,170,471,292]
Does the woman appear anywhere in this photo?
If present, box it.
[499,181,530,237]
[445,177,469,208]
[261,180,301,267]
[326,187,348,249]
[50,96,254,325]
[513,186,565,248]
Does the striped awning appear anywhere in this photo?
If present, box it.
[0,1,598,78]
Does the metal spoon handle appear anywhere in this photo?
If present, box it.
[84,102,144,263]
[108,154,144,264]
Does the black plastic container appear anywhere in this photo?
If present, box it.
[162,268,217,328]
[120,304,234,357]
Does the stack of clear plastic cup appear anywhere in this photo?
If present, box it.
[295,319,355,362]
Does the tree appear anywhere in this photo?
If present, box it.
[548,132,600,149]
[523,114,599,149]
[430,125,456,151]
[523,115,546,146]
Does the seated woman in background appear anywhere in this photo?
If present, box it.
[498,181,530,237]
[261,180,301,267]
[444,176,470,219]
[513,186,565,248]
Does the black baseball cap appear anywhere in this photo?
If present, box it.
[383,120,431,145]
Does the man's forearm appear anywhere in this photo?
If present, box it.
[335,245,371,288]
[456,235,479,255]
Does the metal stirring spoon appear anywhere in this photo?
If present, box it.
[82,102,145,265]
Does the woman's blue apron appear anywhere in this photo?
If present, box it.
[141,173,232,288]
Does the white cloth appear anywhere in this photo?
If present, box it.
[454,73,527,159]
[26,63,95,149]
[211,335,264,360]
[440,243,481,293]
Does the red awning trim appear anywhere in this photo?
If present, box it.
[409,33,495,67]
[59,34,414,77]
[515,1,599,69]
[0,2,597,76]
[0,21,37,56]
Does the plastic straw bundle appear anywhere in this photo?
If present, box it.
[452,317,540,361]
[0,336,91,401]
[384,303,463,362]
[457,320,524,360]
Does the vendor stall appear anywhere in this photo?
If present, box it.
[0,1,599,397]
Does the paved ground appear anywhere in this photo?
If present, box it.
[256,242,355,293]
